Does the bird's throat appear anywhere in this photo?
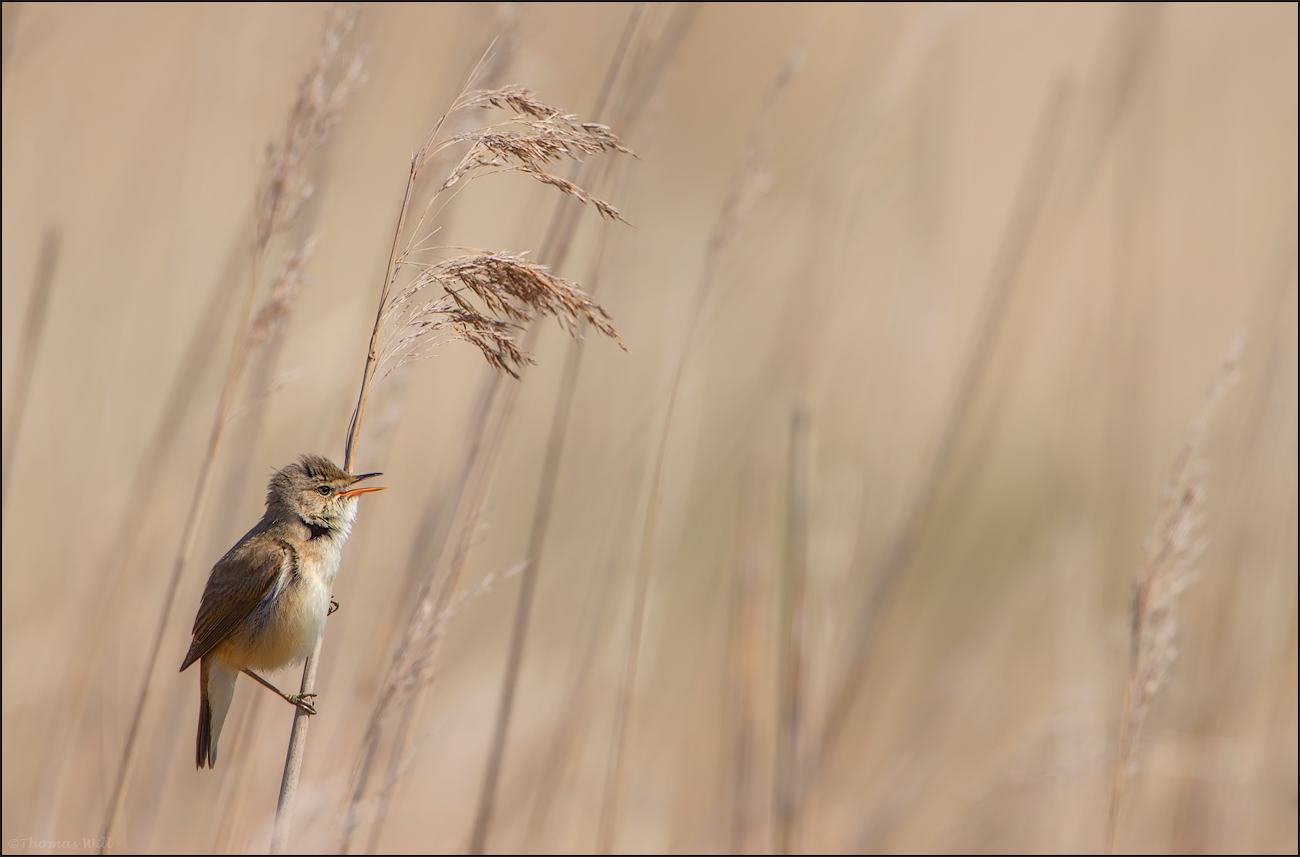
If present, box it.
[305,521,333,541]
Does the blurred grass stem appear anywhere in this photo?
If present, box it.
[774,409,811,854]
[1,227,59,522]
[814,81,1073,772]
[597,55,789,853]
[98,7,360,850]
[467,7,647,853]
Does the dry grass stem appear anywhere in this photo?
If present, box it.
[597,55,790,854]
[348,45,644,824]
[470,10,714,850]
[276,43,628,853]
[812,4,1170,808]
[774,410,811,854]
[1105,336,1243,854]
[723,472,766,855]
[814,81,1073,774]
[1,227,59,522]
[99,6,362,852]
[522,465,644,848]
[343,10,525,681]
[337,27,533,849]
[32,222,246,841]
[8,7,1291,856]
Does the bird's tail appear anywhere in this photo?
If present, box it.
[197,656,237,769]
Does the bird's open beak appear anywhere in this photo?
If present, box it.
[339,472,386,499]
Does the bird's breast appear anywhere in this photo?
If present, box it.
[224,538,345,672]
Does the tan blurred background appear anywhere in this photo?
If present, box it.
[2,2,1296,853]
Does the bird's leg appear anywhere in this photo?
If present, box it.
[242,669,317,715]
[329,597,339,616]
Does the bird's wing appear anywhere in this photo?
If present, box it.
[180,536,293,672]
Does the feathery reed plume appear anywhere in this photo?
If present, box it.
[596,53,792,854]
[339,76,626,470]
[377,250,621,379]
[248,238,315,349]
[436,89,631,222]
[254,17,364,252]
[1,226,59,522]
[340,33,536,851]
[272,50,628,851]
[340,12,658,843]
[1105,336,1243,854]
[351,8,689,842]
[343,8,524,711]
[98,7,362,851]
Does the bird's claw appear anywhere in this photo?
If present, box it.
[288,693,318,716]
[328,597,340,616]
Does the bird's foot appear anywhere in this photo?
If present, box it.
[287,692,318,716]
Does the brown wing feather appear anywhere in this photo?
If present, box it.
[180,534,289,672]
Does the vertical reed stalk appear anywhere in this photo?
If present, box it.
[723,468,766,855]
[466,269,602,854]
[273,53,629,850]
[362,384,512,854]
[774,410,811,854]
[100,219,270,854]
[523,461,645,847]
[597,57,790,853]
[100,208,264,856]
[468,8,650,852]
[100,8,361,851]
[1,226,59,522]
[342,23,526,823]
[273,93,411,857]
[812,10,1165,797]
[814,82,1072,772]
[36,223,242,839]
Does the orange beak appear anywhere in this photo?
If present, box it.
[339,471,386,499]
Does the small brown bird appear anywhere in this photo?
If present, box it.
[180,455,384,768]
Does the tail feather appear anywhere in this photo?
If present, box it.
[197,675,213,769]
[196,656,237,769]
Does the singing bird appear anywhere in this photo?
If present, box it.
[180,455,384,768]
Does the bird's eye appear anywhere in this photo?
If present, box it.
[317,485,332,496]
